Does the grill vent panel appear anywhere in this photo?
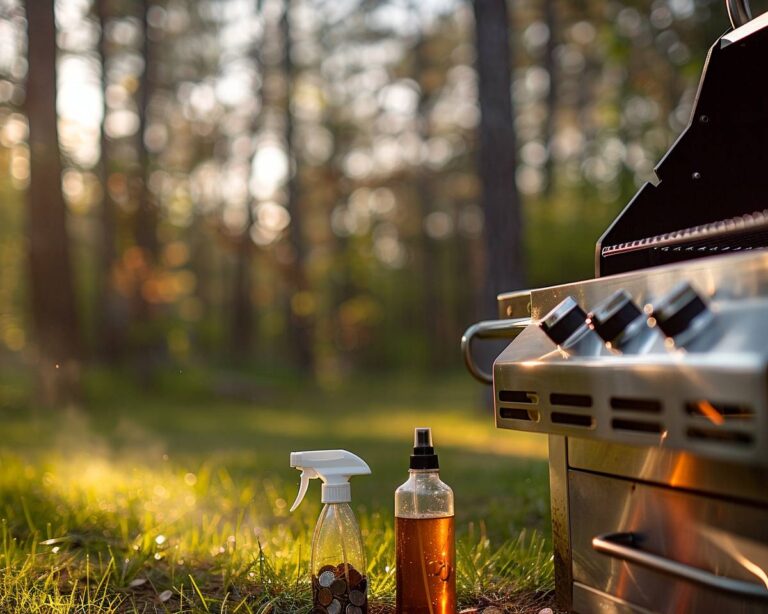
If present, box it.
[611,397,662,413]
[498,390,538,404]
[550,393,592,408]
[612,418,663,433]
[552,412,594,427]
[499,407,540,422]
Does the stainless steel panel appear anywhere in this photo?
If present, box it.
[573,582,656,614]
[568,440,768,505]
[496,289,531,320]
[549,435,572,611]
[570,470,768,613]
[494,326,768,464]
[498,251,768,320]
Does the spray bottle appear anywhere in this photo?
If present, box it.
[290,450,371,614]
[395,428,455,614]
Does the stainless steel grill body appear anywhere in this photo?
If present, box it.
[496,252,768,613]
[495,252,768,466]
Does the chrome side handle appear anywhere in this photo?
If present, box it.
[461,318,530,385]
[592,532,768,600]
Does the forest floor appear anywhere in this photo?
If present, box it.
[0,367,557,613]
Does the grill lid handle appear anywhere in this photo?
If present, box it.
[727,0,753,29]
[593,532,768,600]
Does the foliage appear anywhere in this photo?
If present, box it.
[0,0,729,378]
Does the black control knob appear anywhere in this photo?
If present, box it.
[540,296,588,345]
[588,289,644,346]
[650,281,710,342]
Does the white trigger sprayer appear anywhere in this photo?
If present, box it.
[290,450,371,511]
[290,450,371,610]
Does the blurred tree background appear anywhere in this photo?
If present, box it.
[0,0,726,404]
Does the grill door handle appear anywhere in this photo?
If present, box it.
[592,532,768,600]
[461,318,529,385]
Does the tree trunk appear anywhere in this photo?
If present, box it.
[473,0,525,313]
[281,0,314,372]
[132,0,161,378]
[136,0,158,262]
[95,0,122,362]
[473,0,525,401]
[24,0,81,405]
[229,4,267,362]
[542,0,558,196]
[413,32,444,369]
[231,200,255,360]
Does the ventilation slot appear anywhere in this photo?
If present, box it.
[550,393,592,408]
[499,407,539,422]
[687,427,753,446]
[498,390,538,404]
[611,397,662,413]
[551,412,594,428]
[612,419,662,434]
[685,401,753,423]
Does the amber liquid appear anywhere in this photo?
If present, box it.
[395,515,455,614]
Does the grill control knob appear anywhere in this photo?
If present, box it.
[588,289,644,348]
[650,281,712,346]
[540,296,587,345]
[540,296,608,355]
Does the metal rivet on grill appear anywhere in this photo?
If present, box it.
[699,114,709,123]
[692,172,702,180]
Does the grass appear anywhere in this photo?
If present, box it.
[0,368,554,612]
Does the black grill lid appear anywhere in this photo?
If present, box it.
[595,15,768,277]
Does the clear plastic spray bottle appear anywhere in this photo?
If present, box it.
[290,450,371,614]
[395,428,455,614]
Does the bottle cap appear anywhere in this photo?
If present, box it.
[410,427,439,470]
[321,482,351,504]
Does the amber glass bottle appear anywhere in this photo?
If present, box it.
[395,428,455,614]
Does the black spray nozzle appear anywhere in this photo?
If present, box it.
[410,427,439,470]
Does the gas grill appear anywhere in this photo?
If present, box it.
[463,5,768,613]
